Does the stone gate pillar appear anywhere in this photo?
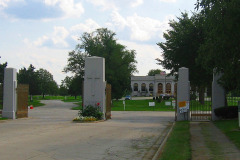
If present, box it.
[83,56,106,120]
[177,67,190,121]
[2,68,17,119]
[212,71,225,121]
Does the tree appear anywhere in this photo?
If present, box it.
[37,68,58,98]
[64,28,138,99]
[196,0,240,92]
[18,64,41,97]
[157,12,212,104]
[147,69,162,76]
[60,76,83,99]
[0,57,7,84]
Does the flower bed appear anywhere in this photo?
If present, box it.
[73,105,103,122]
[73,116,97,122]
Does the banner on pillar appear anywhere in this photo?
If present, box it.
[179,101,189,113]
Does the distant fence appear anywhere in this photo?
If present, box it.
[227,90,240,106]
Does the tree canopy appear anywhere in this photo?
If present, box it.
[196,0,240,92]
[18,65,58,98]
[157,12,212,103]
[18,64,40,95]
[37,68,58,97]
[0,57,7,84]
[157,12,212,87]
[64,28,138,99]
[147,69,162,76]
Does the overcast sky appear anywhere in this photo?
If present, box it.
[0,0,196,84]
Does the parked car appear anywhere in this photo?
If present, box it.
[159,94,174,100]
[125,95,132,100]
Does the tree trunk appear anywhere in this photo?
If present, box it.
[199,87,205,105]
[42,93,45,99]
[75,95,77,100]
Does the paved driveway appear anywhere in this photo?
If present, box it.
[0,100,174,160]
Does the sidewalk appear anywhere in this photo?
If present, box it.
[190,122,240,160]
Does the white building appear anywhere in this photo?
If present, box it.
[131,74,177,97]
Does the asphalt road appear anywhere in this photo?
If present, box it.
[0,100,174,160]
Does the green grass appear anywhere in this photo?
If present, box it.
[0,117,7,120]
[112,99,175,111]
[31,95,82,101]
[28,99,45,107]
[72,102,82,110]
[200,123,223,160]
[214,119,240,149]
[159,121,191,160]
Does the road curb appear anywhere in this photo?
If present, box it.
[152,122,175,160]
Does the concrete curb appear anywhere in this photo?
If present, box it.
[152,122,175,160]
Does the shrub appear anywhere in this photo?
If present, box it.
[79,105,103,120]
[214,106,238,119]
[157,96,162,103]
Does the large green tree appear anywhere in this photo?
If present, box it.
[18,64,40,96]
[37,68,58,98]
[157,12,212,104]
[196,0,240,92]
[0,57,7,84]
[64,28,138,99]
[147,69,162,76]
[60,76,82,99]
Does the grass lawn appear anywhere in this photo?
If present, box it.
[28,100,45,107]
[214,119,240,149]
[159,121,191,160]
[0,117,7,120]
[32,95,82,102]
[112,99,175,111]
[72,102,83,110]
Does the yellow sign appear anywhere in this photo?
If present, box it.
[179,101,186,108]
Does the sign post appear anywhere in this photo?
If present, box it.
[149,102,155,111]
[178,101,189,120]
[123,100,125,111]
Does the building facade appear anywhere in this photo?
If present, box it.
[131,74,177,97]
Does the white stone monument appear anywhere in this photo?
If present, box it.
[83,56,106,119]
[212,71,225,121]
[2,68,17,119]
[177,67,190,121]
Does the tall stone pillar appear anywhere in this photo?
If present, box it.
[83,56,106,120]
[212,71,225,121]
[177,67,190,121]
[2,68,17,119]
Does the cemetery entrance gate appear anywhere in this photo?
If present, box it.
[189,88,212,121]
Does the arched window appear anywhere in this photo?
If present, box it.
[149,83,153,92]
[141,83,146,92]
[158,83,163,94]
[134,83,138,91]
[166,83,171,94]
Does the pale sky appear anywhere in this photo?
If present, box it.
[0,0,196,84]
